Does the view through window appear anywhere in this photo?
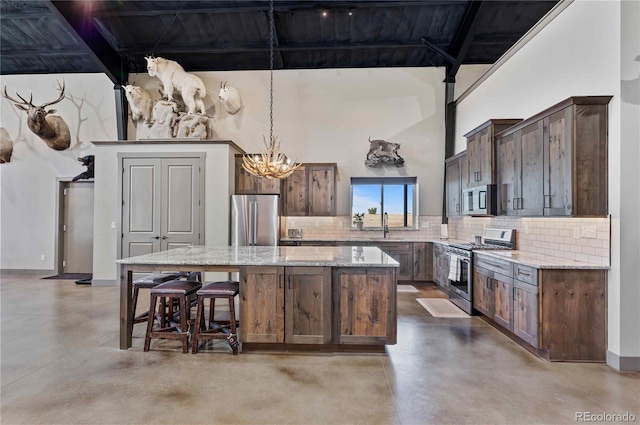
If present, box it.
[350,177,418,229]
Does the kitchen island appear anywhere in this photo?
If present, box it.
[117,245,399,352]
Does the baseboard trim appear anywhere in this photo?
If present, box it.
[90,279,117,287]
[607,351,640,371]
[0,269,55,276]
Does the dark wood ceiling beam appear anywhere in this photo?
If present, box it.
[120,40,433,55]
[94,1,466,17]
[445,0,484,80]
[46,1,126,84]
[0,49,88,57]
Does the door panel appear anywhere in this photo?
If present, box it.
[62,182,94,273]
[497,134,517,215]
[308,166,335,216]
[518,122,544,215]
[493,274,513,331]
[285,267,331,344]
[122,159,161,258]
[239,266,285,343]
[122,156,202,258]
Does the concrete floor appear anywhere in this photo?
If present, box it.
[1,275,638,425]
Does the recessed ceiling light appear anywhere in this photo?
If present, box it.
[348,9,354,16]
[321,9,328,17]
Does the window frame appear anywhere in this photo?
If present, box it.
[350,177,419,230]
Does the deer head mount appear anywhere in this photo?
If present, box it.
[1,81,71,151]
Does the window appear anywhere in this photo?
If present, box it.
[350,177,418,229]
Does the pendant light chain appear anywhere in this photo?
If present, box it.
[269,0,274,146]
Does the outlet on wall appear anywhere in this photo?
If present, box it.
[573,227,580,239]
[524,224,529,235]
[581,225,597,239]
[111,221,116,229]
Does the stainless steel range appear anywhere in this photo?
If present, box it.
[446,228,515,314]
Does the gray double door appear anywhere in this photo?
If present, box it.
[121,156,203,258]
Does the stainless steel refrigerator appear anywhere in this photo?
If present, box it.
[231,194,280,246]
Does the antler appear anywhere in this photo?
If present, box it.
[1,84,34,107]
[41,80,66,108]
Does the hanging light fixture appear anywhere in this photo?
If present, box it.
[242,0,301,179]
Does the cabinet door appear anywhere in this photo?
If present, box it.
[473,267,492,316]
[517,121,544,215]
[439,250,450,289]
[259,176,282,194]
[544,107,573,216]
[413,242,432,281]
[334,268,396,345]
[432,245,443,285]
[239,266,285,343]
[496,133,518,215]
[307,165,335,216]
[513,280,539,347]
[235,156,260,194]
[379,244,413,281]
[466,133,480,187]
[477,128,492,186]
[285,267,331,344]
[492,273,513,331]
[446,158,462,217]
[282,166,307,216]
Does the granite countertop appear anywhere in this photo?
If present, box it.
[116,245,399,268]
[280,237,431,243]
[474,250,609,270]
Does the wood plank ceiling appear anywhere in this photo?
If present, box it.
[0,0,559,84]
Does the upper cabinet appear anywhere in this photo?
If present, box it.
[495,96,611,217]
[445,151,466,217]
[283,163,337,216]
[464,119,522,188]
[235,155,282,195]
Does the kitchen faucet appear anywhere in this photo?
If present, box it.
[383,212,389,238]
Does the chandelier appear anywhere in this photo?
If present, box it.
[242,0,301,179]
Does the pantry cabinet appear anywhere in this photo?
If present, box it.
[495,96,611,216]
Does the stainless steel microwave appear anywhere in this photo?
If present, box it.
[462,184,496,216]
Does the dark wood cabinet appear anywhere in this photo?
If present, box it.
[334,267,396,345]
[473,253,607,361]
[240,266,331,345]
[496,96,611,216]
[283,163,336,216]
[378,243,413,281]
[234,155,281,194]
[445,151,466,217]
[464,119,522,188]
[432,243,449,289]
[412,242,432,282]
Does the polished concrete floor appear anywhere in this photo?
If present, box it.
[1,274,638,425]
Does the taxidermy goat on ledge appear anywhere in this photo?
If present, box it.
[145,56,206,115]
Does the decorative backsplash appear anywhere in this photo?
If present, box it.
[281,215,611,266]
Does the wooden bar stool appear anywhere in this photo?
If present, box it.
[131,273,183,330]
[191,281,240,355]
[144,279,202,353]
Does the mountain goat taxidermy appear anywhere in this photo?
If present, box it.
[218,81,242,115]
[123,84,153,124]
[145,56,206,115]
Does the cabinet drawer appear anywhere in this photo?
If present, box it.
[514,264,537,285]
[474,254,513,277]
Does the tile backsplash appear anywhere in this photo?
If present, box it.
[281,215,610,266]
[446,216,610,266]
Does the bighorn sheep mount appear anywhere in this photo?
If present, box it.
[364,137,405,167]
[1,81,71,151]
[145,56,206,115]
[123,84,153,125]
[218,81,242,115]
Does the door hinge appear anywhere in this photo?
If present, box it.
[63,224,66,232]
[62,260,66,268]
[63,188,67,196]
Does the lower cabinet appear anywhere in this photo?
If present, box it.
[473,253,607,362]
[240,265,396,346]
[378,243,413,281]
[333,268,397,345]
[432,243,450,289]
[412,242,432,281]
[239,266,331,344]
[473,266,513,331]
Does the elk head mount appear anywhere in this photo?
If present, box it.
[1,81,71,151]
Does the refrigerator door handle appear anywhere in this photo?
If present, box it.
[252,201,259,246]
[247,201,254,246]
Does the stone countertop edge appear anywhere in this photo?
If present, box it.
[116,245,399,268]
[474,250,609,270]
[280,237,437,243]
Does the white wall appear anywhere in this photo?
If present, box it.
[0,74,117,270]
[130,67,447,216]
[456,0,639,370]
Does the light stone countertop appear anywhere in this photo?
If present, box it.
[474,250,609,270]
[116,245,400,268]
[280,237,433,243]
